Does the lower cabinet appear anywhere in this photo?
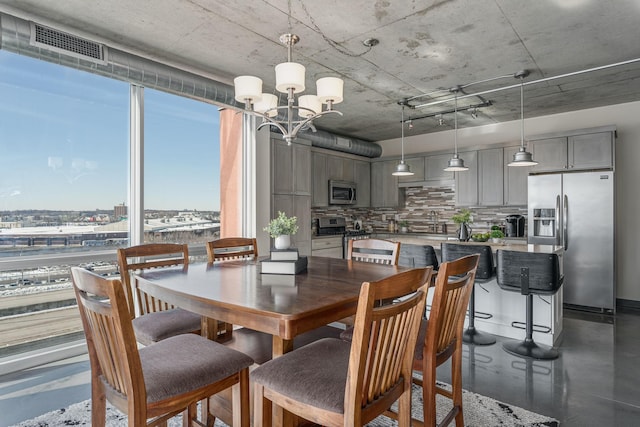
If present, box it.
[311,236,343,259]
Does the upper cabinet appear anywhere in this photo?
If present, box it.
[478,148,504,206]
[454,150,478,206]
[425,154,455,181]
[530,129,614,173]
[272,138,311,195]
[503,146,529,206]
[311,150,370,207]
[371,160,403,207]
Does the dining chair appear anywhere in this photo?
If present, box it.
[347,238,401,265]
[408,254,479,427]
[117,243,202,346]
[205,237,259,341]
[71,267,254,427]
[251,266,433,427]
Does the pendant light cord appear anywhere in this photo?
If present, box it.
[401,105,405,160]
[520,77,525,149]
[453,93,459,155]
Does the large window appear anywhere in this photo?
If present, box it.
[143,88,220,245]
[0,50,222,364]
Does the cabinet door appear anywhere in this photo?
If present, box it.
[568,132,613,170]
[503,146,529,205]
[478,148,504,206]
[292,143,311,195]
[530,137,568,172]
[272,139,293,194]
[371,160,401,207]
[353,160,370,207]
[425,153,455,181]
[454,151,478,206]
[273,194,311,256]
[311,152,329,207]
[397,157,425,183]
[327,155,354,182]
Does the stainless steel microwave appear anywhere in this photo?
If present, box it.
[329,180,357,205]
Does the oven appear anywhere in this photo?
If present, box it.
[342,231,371,259]
[316,217,371,259]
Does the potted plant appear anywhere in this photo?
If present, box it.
[264,211,299,249]
[398,220,409,233]
[452,209,473,241]
[490,229,505,243]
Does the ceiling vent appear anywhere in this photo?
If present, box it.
[29,22,107,64]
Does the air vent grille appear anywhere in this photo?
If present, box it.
[30,23,107,63]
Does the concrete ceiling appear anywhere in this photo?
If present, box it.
[1,0,640,143]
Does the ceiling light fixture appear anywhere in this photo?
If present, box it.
[233,2,344,145]
[444,89,469,172]
[392,105,414,176]
[508,70,538,167]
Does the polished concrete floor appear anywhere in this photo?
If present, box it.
[1,308,639,426]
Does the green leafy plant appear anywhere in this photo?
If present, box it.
[264,211,299,238]
[452,209,473,225]
[490,229,505,238]
[398,220,409,227]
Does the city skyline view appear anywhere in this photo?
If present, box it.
[0,51,221,212]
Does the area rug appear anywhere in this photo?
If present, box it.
[10,382,558,427]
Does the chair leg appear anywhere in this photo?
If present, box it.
[422,360,438,427]
[253,382,272,427]
[232,369,251,427]
[397,383,412,427]
[503,294,559,360]
[91,377,107,427]
[462,285,496,346]
[451,344,465,427]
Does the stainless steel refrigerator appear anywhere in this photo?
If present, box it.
[528,171,615,312]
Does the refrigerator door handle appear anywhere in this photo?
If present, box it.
[563,195,569,250]
[555,195,561,246]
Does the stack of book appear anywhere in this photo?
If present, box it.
[261,248,308,275]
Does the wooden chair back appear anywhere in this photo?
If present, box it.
[117,243,189,317]
[414,254,479,427]
[347,238,400,265]
[206,237,258,262]
[346,267,432,424]
[71,267,147,418]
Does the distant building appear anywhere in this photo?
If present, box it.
[114,204,127,219]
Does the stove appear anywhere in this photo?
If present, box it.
[316,217,371,258]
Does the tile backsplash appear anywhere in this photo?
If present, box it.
[312,184,527,235]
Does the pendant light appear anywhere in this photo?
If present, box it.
[392,105,414,176]
[508,70,538,166]
[444,90,469,172]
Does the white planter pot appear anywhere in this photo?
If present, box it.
[274,235,291,250]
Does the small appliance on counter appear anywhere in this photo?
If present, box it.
[505,214,525,237]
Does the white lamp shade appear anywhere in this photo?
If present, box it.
[316,77,343,104]
[253,93,278,117]
[275,62,306,93]
[298,95,322,118]
[234,76,263,103]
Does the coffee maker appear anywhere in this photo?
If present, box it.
[505,214,525,237]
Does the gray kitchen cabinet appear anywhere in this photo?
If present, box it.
[425,153,455,181]
[503,146,529,205]
[311,236,343,259]
[273,194,311,256]
[454,150,478,206]
[397,156,425,183]
[371,160,403,207]
[353,159,371,207]
[311,151,329,207]
[272,138,311,195]
[568,131,613,170]
[327,155,354,182]
[530,137,569,173]
[530,130,613,172]
[478,148,504,206]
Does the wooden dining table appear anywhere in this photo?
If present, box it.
[135,255,409,358]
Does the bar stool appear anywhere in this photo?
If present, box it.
[441,243,497,346]
[398,243,439,270]
[496,249,563,360]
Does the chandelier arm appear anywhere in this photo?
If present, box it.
[290,110,343,140]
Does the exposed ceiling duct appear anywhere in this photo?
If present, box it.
[0,13,382,158]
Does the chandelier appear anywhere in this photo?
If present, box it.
[234,33,344,145]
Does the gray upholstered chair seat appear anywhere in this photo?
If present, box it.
[132,308,202,346]
[251,338,351,413]
[137,334,254,404]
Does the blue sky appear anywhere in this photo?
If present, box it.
[0,51,221,212]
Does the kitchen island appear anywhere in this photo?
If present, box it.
[375,233,564,347]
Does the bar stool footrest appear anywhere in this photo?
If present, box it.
[474,311,493,320]
[510,321,552,334]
